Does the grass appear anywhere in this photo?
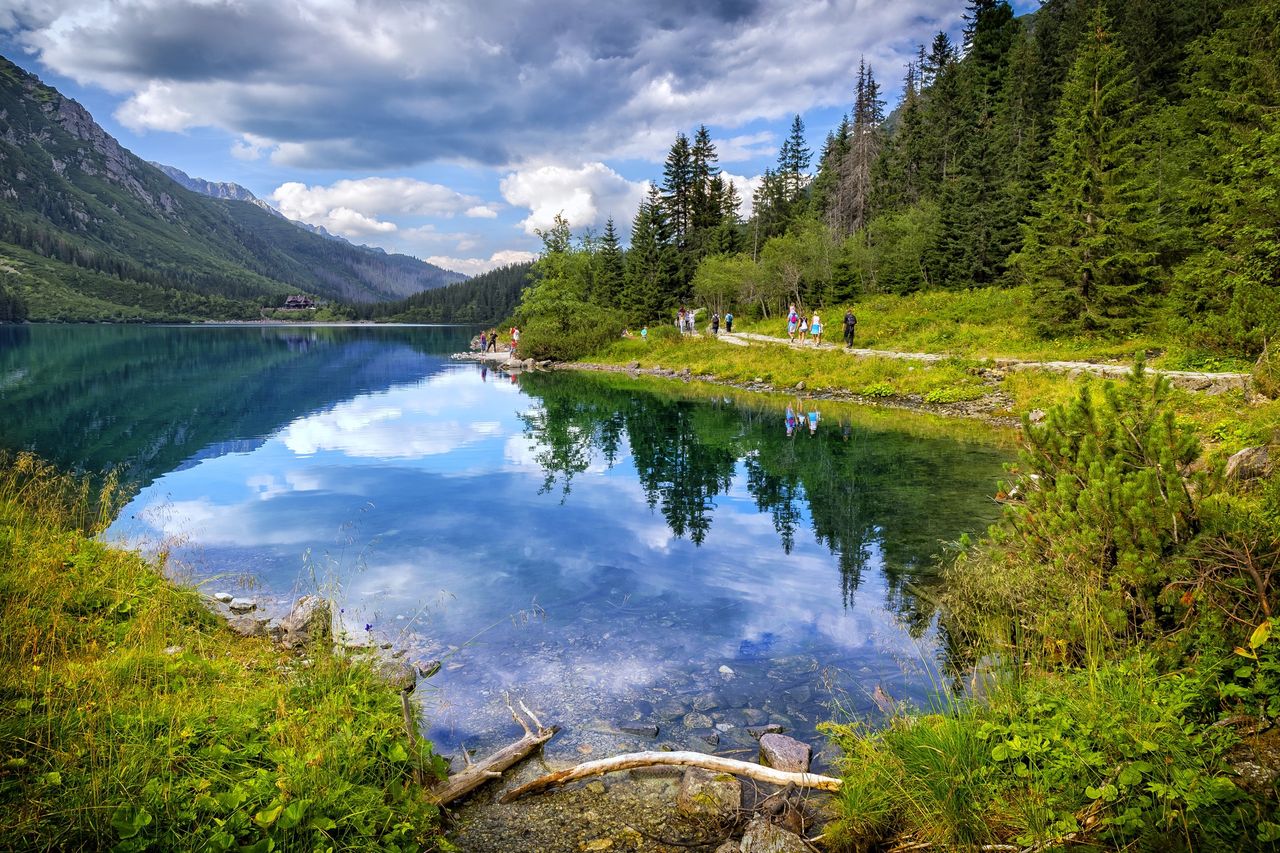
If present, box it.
[0,452,448,851]
[732,286,1255,371]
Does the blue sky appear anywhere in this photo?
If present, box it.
[0,1,1038,276]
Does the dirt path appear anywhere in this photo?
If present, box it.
[720,332,1251,394]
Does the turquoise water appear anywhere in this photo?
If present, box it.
[0,324,1009,764]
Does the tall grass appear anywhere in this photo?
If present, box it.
[0,452,446,851]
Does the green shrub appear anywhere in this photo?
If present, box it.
[924,384,986,404]
[859,381,896,398]
[515,303,626,361]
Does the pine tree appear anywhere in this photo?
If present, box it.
[778,114,812,205]
[596,218,625,308]
[1015,5,1158,336]
[829,58,883,237]
[623,185,676,322]
[690,125,722,232]
[661,133,694,246]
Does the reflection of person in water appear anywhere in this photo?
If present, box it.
[807,408,820,435]
[784,404,798,437]
[480,366,488,382]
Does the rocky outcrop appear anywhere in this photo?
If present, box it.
[1226,446,1272,483]
[739,815,808,853]
[676,767,741,820]
[758,734,811,773]
[275,594,331,650]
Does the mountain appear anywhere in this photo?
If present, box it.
[360,261,534,324]
[0,55,466,321]
[149,163,355,244]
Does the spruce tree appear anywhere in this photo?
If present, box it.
[623,185,676,322]
[661,133,694,245]
[829,59,883,237]
[596,218,625,308]
[1015,5,1158,336]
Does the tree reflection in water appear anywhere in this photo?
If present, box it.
[516,371,1010,630]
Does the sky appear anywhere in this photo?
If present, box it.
[0,0,1038,276]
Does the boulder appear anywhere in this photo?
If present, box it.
[746,723,784,739]
[276,595,331,650]
[683,711,713,729]
[1226,446,1271,483]
[759,733,811,773]
[739,815,808,853]
[617,722,659,738]
[226,614,269,638]
[376,659,418,693]
[676,767,741,820]
[227,597,256,613]
[715,842,741,853]
[212,592,234,603]
[416,658,442,678]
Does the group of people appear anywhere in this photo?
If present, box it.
[786,305,858,348]
[676,306,734,336]
[474,327,519,354]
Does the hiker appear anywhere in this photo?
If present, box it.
[510,326,520,354]
[677,307,686,334]
[711,312,720,335]
[787,305,799,342]
[810,312,823,346]
[487,331,498,352]
[725,311,734,333]
[477,331,486,352]
[843,310,857,348]
[641,326,648,341]
[798,313,809,344]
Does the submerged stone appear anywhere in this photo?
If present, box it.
[676,767,741,819]
[759,733,811,773]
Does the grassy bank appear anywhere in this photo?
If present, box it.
[0,453,447,851]
[820,366,1280,850]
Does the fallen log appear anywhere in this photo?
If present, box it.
[499,750,842,803]
[428,697,559,805]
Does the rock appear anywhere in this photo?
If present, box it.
[585,780,607,795]
[676,767,741,820]
[715,842,741,853]
[782,684,811,705]
[741,708,770,726]
[719,664,735,679]
[692,693,719,712]
[617,722,659,738]
[213,592,234,603]
[759,733,811,773]
[1028,409,1046,424]
[795,381,805,391]
[581,840,613,851]
[376,659,417,693]
[416,659,442,678]
[739,815,808,853]
[227,597,256,613]
[690,729,720,746]
[226,614,268,638]
[747,723,785,739]
[628,361,640,370]
[276,595,331,650]
[163,645,183,656]
[683,711,713,730]
[1226,446,1271,483]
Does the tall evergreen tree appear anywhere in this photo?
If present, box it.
[623,185,676,322]
[596,217,625,308]
[661,133,695,245]
[829,58,883,237]
[1015,5,1158,335]
[777,114,812,205]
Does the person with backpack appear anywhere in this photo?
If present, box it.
[711,312,720,335]
[810,312,823,345]
[843,310,857,348]
[725,311,734,333]
[787,305,799,342]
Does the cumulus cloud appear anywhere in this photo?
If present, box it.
[270,177,487,238]
[500,162,648,235]
[8,0,970,169]
[426,250,538,277]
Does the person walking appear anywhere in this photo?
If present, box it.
[477,331,487,352]
[798,314,809,344]
[842,310,857,348]
[725,311,734,333]
[787,305,799,342]
[810,312,823,346]
[711,312,720,335]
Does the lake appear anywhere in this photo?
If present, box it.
[0,323,1010,766]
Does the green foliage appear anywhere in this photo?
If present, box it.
[826,652,1264,851]
[0,453,447,851]
[947,361,1203,653]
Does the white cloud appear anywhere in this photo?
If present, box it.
[230,133,273,161]
[723,171,764,219]
[500,162,647,236]
[426,250,538,276]
[270,177,487,239]
[465,205,499,219]
[716,132,776,163]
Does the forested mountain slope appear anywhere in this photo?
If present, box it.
[0,55,463,321]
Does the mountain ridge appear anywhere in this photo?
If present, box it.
[0,54,465,321]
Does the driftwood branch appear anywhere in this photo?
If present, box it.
[499,750,842,803]
[428,697,559,805]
